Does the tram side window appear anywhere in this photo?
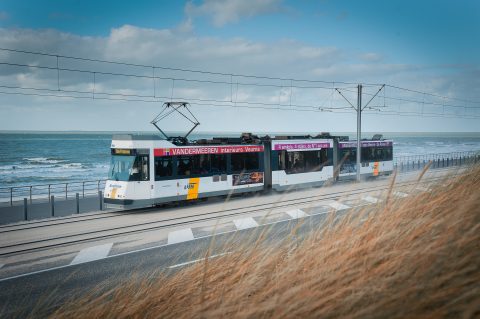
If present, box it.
[191,154,209,175]
[383,148,393,161]
[289,152,304,173]
[155,157,173,180]
[177,156,193,177]
[304,151,323,172]
[340,149,356,164]
[362,147,375,162]
[279,150,328,174]
[361,147,393,162]
[210,154,227,174]
[176,155,212,177]
[278,151,285,171]
[130,155,149,181]
[231,153,260,173]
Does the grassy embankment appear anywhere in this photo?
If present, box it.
[53,166,480,318]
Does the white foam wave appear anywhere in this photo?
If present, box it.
[23,157,67,164]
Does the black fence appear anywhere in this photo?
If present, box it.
[1,151,479,206]
[0,192,106,224]
[394,151,479,173]
[0,180,106,207]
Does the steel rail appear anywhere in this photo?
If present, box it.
[0,175,449,257]
[0,172,447,233]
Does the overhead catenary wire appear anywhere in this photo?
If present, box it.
[1,47,478,105]
[0,84,352,111]
[0,61,356,91]
[0,47,479,120]
[384,84,479,105]
[2,88,478,119]
[0,47,365,86]
[340,87,480,110]
[0,89,357,113]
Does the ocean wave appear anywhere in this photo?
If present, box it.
[23,157,67,164]
[1,162,107,174]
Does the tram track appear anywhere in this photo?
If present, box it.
[0,169,450,233]
[0,176,446,257]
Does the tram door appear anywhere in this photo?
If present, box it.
[131,153,151,200]
[149,152,155,200]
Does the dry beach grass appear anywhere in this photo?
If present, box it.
[51,166,480,318]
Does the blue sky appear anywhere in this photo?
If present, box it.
[0,0,478,132]
[2,0,478,64]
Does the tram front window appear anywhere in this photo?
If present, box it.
[109,155,149,181]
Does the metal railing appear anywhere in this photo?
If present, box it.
[394,151,479,172]
[0,180,106,206]
[1,150,479,206]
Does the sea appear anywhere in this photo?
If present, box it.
[1,132,479,189]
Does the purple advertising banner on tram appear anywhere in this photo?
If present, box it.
[339,141,393,148]
[273,142,331,151]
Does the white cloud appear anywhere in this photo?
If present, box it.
[185,0,283,27]
[177,17,194,33]
[312,63,414,79]
[360,52,383,63]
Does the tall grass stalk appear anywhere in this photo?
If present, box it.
[52,166,480,318]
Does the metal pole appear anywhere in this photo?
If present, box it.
[76,193,80,214]
[24,198,28,220]
[51,195,55,217]
[99,190,103,211]
[356,84,362,182]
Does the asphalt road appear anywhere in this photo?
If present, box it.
[0,210,339,317]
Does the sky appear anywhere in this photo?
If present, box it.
[0,0,479,133]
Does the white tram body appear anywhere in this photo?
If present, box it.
[337,140,394,180]
[104,134,394,209]
[270,139,334,191]
[104,135,265,208]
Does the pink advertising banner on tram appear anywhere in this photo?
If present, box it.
[273,142,331,151]
[154,145,264,157]
[339,141,393,148]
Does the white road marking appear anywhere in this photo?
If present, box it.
[363,196,379,204]
[328,201,350,210]
[0,264,4,269]
[233,217,259,230]
[0,195,376,283]
[168,252,232,269]
[70,243,113,265]
[286,209,308,219]
[168,228,194,245]
[394,191,409,198]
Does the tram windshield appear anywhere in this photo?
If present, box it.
[109,155,149,181]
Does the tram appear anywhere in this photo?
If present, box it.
[337,139,394,180]
[104,133,393,208]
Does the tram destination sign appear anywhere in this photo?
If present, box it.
[273,142,331,151]
[112,148,134,155]
[154,145,264,156]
